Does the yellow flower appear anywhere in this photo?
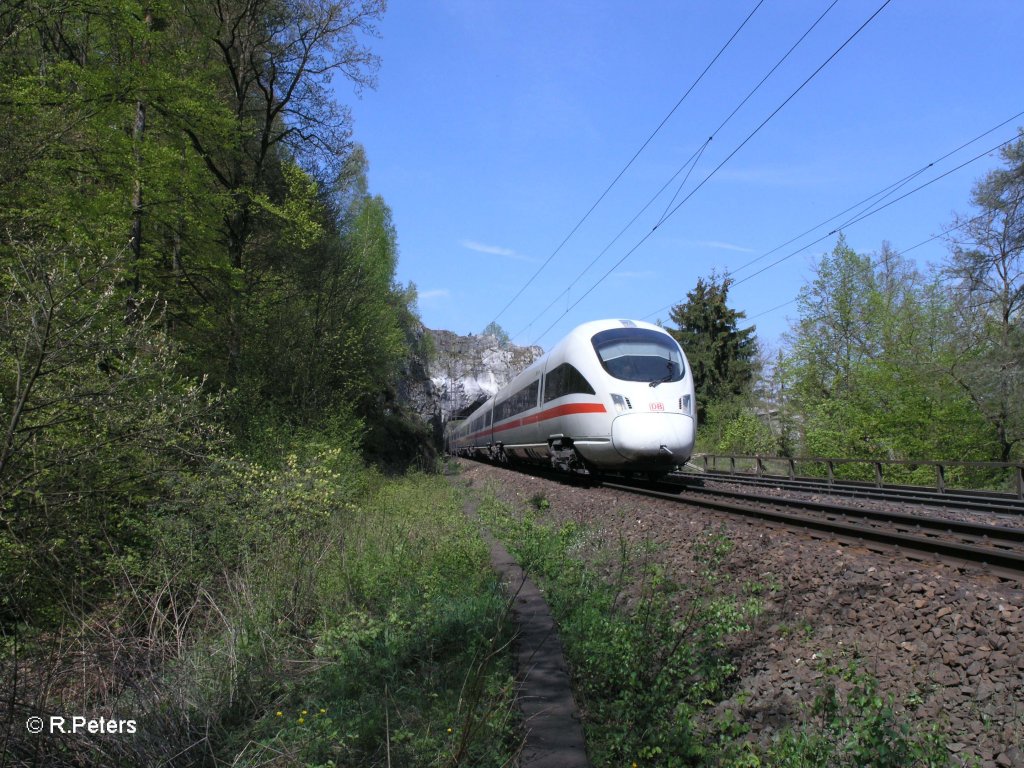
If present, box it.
[447,727,453,734]
[297,717,305,725]
[301,709,308,716]
[275,711,282,717]
[319,708,327,714]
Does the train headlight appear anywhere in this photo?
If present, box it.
[611,393,631,413]
[679,394,692,415]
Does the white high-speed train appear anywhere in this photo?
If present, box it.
[446,319,696,475]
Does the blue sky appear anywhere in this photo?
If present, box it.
[337,1,1024,355]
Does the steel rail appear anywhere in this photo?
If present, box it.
[681,471,1024,516]
[601,481,1024,577]
[661,481,1024,541]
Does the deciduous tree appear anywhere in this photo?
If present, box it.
[943,134,1024,461]
[172,0,385,380]
[781,236,994,463]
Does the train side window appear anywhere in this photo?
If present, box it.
[495,380,540,422]
[528,378,544,409]
[544,363,596,402]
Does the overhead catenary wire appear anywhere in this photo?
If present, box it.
[642,113,1024,321]
[486,0,767,328]
[531,0,894,346]
[510,138,712,342]
[741,208,999,323]
[731,132,1021,288]
[729,108,1024,277]
[749,297,798,320]
[511,0,842,342]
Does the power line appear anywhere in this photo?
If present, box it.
[511,0,841,341]
[749,297,798,320]
[531,0,893,346]
[510,138,712,342]
[729,109,1024,277]
[731,133,1021,287]
[740,209,997,323]
[641,115,1024,321]
[487,0,766,328]
[655,0,894,231]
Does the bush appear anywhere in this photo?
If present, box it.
[0,248,222,627]
[3,426,519,767]
[697,399,780,457]
[200,472,517,767]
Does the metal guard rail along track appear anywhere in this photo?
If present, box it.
[694,454,1024,500]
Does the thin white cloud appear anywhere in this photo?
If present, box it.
[461,239,536,262]
[418,289,450,301]
[696,240,756,254]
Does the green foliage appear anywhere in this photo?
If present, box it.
[0,0,419,459]
[669,273,758,426]
[943,132,1024,461]
[779,236,1000,463]
[188,472,518,767]
[5,436,518,766]
[0,245,220,624]
[483,500,760,766]
[757,664,950,767]
[482,321,512,347]
[234,153,425,463]
[0,2,509,765]
[154,424,369,587]
[697,400,781,456]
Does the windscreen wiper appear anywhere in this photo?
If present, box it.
[649,360,676,388]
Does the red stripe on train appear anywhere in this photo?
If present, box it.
[457,401,608,443]
[492,401,607,434]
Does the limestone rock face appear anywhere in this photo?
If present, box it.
[397,322,544,431]
[428,328,544,422]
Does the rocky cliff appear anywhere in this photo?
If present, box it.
[397,323,544,436]
[428,328,544,421]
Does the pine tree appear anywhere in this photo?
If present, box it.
[668,274,757,425]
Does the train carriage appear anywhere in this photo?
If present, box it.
[450,319,696,474]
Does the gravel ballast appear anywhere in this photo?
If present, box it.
[459,459,1024,767]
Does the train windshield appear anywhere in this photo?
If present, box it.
[591,328,685,384]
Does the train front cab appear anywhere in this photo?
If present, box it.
[597,325,695,467]
[565,323,696,471]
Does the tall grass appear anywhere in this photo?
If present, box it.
[2,433,518,767]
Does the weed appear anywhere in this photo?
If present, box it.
[483,501,759,766]
[529,492,550,511]
[755,662,951,768]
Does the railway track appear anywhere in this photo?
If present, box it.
[600,476,1024,580]
[461,458,1024,765]
[679,468,1024,516]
